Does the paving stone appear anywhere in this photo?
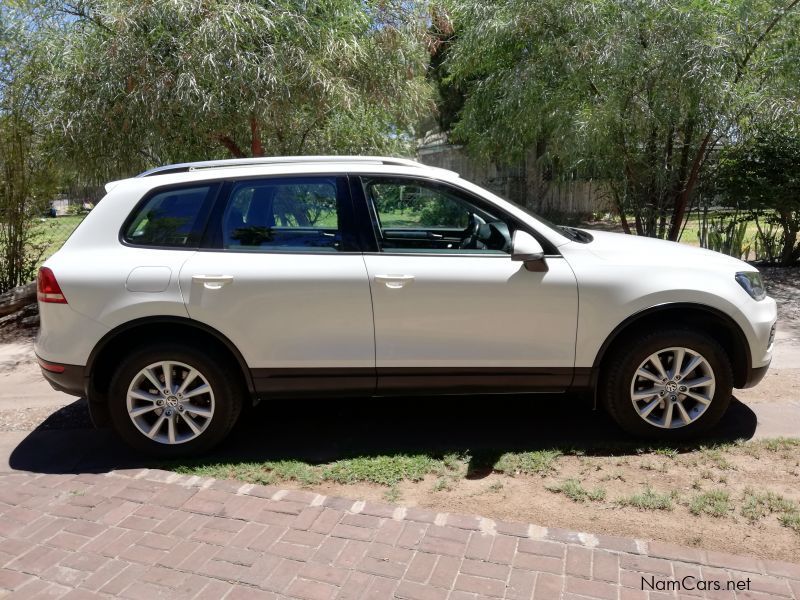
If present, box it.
[0,471,783,600]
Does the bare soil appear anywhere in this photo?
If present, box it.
[274,444,800,562]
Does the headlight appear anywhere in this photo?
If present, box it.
[735,271,766,301]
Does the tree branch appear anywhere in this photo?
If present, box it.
[250,115,263,157]
[217,135,246,158]
[735,0,800,84]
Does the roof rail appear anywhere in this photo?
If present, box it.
[135,156,433,177]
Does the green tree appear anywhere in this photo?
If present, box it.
[40,0,433,179]
[445,0,800,239]
[718,129,800,266]
[0,4,58,291]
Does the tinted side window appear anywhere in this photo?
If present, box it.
[221,177,343,252]
[124,186,212,247]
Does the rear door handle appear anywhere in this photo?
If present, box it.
[374,274,415,289]
[192,275,234,290]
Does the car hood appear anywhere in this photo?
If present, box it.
[577,229,754,272]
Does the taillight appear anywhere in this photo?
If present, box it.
[37,267,67,304]
[37,358,65,373]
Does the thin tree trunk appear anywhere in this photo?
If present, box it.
[779,210,799,266]
[250,116,263,157]
[668,130,713,240]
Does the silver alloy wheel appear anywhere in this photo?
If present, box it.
[630,347,716,429]
[126,361,215,445]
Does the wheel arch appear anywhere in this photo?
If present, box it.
[593,303,752,389]
[86,316,256,425]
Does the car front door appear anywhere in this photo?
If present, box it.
[356,175,579,393]
[179,175,376,396]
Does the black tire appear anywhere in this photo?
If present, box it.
[108,343,243,457]
[602,328,733,440]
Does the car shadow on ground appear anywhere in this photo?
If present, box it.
[8,393,758,476]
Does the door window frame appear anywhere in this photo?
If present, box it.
[349,173,561,257]
[200,174,362,254]
[119,182,222,250]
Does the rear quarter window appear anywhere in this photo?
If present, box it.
[123,185,214,248]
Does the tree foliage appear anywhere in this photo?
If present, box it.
[40,0,434,179]
[1,4,59,291]
[445,0,800,240]
[718,128,800,265]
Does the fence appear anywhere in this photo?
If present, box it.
[32,213,87,263]
[416,134,610,217]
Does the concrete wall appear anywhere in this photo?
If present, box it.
[416,135,609,216]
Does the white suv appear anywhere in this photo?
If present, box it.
[35,157,777,456]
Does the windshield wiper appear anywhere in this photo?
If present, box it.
[559,226,593,243]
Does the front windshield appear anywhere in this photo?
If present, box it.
[503,197,591,243]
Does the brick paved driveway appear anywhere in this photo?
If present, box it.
[0,469,798,600]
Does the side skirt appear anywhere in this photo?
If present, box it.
[251,367,595,398]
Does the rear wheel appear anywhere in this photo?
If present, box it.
[602,329,733,439]
[108,344,242,457]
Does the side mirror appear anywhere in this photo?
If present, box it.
[511,230,548,272]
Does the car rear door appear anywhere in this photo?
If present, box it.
[179,175,376,396]
[355,175,580,393]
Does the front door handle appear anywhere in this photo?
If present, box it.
[192,275,234,290]
[374,274,415,289]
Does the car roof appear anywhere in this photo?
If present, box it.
[136,156,453,177]
[105,156,460,193]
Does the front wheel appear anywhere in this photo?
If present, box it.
[108,344,242,457]
[602,329,733,439]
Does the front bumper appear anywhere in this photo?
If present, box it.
[37,356,85,397]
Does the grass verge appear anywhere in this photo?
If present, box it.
[689,490,731,517]
[616,487,676,511]
[546,479,606,503]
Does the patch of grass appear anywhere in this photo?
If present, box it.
[173,454,444,488]
[442,452,467,474]
[651,447,679,459]
[487,481,504,493]
[432,477,454,492]
[173,460,320,486]
[741,489,799,523]
[699,446,735,470]
[778,512,800,533]
[689,490,731,518]
[383,486,401,503]
[760,438,800,453]
[494,450,562,476]
[546,479,606,503]
[322,455,440,486]
[688,535,703,547]
[616,487,675,511]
